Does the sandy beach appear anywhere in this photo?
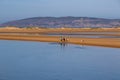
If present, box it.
[0,28,120,48]
[0,29,120,48]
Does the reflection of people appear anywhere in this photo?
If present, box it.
[60,42,66,46]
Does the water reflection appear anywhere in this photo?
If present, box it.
[49,42,68,47]
[49,42,86,50]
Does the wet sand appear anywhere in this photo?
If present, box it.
[0,28,120,48]
[0,34,120,48]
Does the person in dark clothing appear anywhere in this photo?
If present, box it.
[60,36,67,42]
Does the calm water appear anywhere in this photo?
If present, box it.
[0,40,120,80]
[48,34,120,38]
[0,32,120,38]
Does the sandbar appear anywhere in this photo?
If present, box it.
[0,34,120,48]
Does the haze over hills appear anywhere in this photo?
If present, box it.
[0,17,120,28]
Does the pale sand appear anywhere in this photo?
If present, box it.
[0,34,120,48]
[0,28,120,48]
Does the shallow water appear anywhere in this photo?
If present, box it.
[48,34,120,38]
[0,40,120,80]
[0,32,120,38]
[46,32,120,38]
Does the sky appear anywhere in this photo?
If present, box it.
[0,0,120,23]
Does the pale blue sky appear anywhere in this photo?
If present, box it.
[0,0,120,23]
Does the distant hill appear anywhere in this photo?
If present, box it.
[0,17,120,28]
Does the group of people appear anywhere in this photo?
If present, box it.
[60,36,67,42]
[60,36,84,43]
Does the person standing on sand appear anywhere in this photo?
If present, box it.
[60,36,67,42]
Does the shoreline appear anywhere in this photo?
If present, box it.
[0,34,120,48]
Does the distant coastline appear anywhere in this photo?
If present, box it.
[1,17,120,28]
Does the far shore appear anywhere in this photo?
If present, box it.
[0,27,120,33]
[0,27,120,48]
